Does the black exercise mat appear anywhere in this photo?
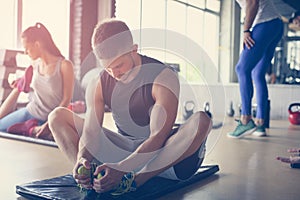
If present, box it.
[16,165,219,200]
[0,131,57,147]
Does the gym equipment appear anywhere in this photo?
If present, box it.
[77,164,105,192]
[238,103,258,117]
[183,100,195,121]
[203,102,212,118]
[77,164,105,180]
[0,49,26,103]
[16,165,219,200]
[78,165,90,176]
[288,103,300,125]
[227,101,235,117]
[202,102,223,129]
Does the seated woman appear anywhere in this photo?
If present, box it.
[0,22,74,140]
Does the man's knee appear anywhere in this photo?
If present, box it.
[197,111,212,126]
[194,111,212,138]
[48,107,68,129]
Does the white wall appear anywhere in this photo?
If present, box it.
[179,83,300,121]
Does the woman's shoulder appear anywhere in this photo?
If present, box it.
[60,58,73,66]
[60,58,74,70]
[58,58,74,77]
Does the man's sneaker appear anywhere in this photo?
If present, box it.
[227,119,256,139]
[111,172,137,196]
[252,125,267,137]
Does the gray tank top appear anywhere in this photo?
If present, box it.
[26,58,64,121]
[236,0,281,27]
[101,55,167,139]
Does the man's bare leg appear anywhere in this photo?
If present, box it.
[134,111,212,186]
[48,107,84,164]
[0,88,20,118]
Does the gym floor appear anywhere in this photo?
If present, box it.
[1,114,300,200]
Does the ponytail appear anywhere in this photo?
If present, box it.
[22,22,64,58]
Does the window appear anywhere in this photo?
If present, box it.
[287,31,300,71]
[22,0,70,57]
[115,0,220,84]
[0,0,17,49]
[0,0,70,58]
[115,0,141,31]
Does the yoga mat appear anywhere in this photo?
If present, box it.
[175,121,223,130]
[16,165,219,200]
[0,131,57,147]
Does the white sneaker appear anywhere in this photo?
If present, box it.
[252,125,267,137]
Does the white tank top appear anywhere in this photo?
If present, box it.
[26,58,64,121]
[236,0,281,28]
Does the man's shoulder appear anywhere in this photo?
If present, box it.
[141,54,164,66]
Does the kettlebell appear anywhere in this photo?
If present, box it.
[183,100,195,121]
[227,101,235,117]
[203,102,212,118]
[288,103,300,125]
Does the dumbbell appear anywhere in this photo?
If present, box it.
[203,102,212,118]
[183,100,195,121]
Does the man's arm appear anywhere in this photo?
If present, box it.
[117,68,180,171]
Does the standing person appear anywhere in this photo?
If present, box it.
[227,0,283,138]
[48,19,212,195]
[0,22,74,140]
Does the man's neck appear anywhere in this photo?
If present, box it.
[120,54,141,83]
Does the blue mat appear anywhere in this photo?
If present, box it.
[16,165,219,200]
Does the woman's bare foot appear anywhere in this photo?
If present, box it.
[276,147,300,168]
[276,156,300,163]
[287,148,300,154]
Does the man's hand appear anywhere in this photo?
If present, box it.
[73,158,93,189]
[93,163,125,193]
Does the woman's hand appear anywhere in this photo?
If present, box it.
[93,163,125,193]
[243,32,255,49]
[10,78,21,89]
[34,123,52,140]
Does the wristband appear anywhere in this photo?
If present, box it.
[243,29,251,33]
